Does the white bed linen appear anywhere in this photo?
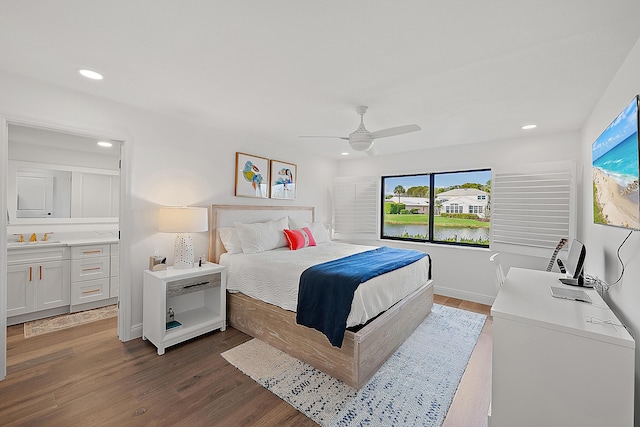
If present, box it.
[219,242,430,327]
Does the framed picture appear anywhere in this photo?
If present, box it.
[235,152,269,198]
[270,159,297,200]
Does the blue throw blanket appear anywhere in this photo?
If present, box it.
[296,246,429,347]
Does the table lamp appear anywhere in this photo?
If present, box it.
[158,206,208,269]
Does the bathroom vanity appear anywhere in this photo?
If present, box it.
[7,237,119,326]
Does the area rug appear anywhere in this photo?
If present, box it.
[24,304,118,338]
[221,303,486,426]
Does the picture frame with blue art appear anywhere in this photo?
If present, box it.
[235,152,269,198]
[270,159,297,200]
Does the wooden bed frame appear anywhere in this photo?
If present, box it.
[208,204,434,389]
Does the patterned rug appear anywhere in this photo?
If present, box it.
[23,304,118,338]
[221,303,486,426]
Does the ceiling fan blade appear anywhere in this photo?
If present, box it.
[299,135,349,140]
[370,124,421,139]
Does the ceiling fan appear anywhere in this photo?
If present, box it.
[300,106,421,155]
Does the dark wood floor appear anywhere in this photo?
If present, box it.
[1,296,491,426]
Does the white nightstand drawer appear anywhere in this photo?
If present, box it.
[71,244,110,259]
[71,257,109,282]
[71,278,110,305]
[166,273,221,298]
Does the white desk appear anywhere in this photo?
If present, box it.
[490,268,634,427]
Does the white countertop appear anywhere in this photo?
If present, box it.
[63,236,118,246]
[7,232,118,249]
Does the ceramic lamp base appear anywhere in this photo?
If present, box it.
[173,233,194,269]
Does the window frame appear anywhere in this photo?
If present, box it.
[380,168,491,248]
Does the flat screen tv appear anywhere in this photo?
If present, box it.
[592,95,640,230]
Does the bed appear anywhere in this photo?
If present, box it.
[208,204,434,389]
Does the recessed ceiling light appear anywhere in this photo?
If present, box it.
[521,124,537,130]
[341,152,349,156]
[78,69,104,80]
[97,141,113,147]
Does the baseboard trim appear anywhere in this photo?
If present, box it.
[127,323,143,340]
[434,285,495,306]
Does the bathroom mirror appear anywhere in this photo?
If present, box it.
[7,124,121,225]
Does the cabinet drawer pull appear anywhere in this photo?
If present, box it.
[82,250,102,255]
[82,267,102,272]
[29,267,32,282]
[183,281,210,289]
[40,265,43,280]
[82,288,101,295]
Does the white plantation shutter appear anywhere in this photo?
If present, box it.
[490,161,576,258]
[333,176,379,240]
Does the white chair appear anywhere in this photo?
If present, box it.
[490,253,505,290]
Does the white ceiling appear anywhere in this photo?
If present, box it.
[1,1,639,159]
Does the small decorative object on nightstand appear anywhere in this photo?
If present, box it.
[142,262,227,355]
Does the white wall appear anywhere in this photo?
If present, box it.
[0,70,337,333]
[337,132,582,304]
[580,36,640,426]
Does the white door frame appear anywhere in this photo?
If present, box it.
[0,115,133,380]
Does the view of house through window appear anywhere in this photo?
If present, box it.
[382,169,492,246]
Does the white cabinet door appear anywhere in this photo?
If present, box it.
[7,264,35,316]
[36,260,70,310]
[71,172,119,218]
[16,171,54,218]
[7,260,69,315]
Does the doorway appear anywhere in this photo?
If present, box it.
[0,117,133,380]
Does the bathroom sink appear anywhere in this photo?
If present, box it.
[8,240,63,248]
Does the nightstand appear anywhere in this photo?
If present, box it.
[142,262,227,355]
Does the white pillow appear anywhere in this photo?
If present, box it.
[289,217,331,244]
[234,216,289,254]
[218,227,243,254]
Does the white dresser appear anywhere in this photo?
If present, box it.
[490,268,634,427]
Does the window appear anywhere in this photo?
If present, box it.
[446,203,463,214]
[381,169,491,247]
[469,205,484,214]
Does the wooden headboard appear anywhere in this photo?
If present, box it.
[208,204,315,262]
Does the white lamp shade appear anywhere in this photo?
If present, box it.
[158,206,208,269]
[158,206,208,233]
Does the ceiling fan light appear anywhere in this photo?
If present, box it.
[349,133,373,151]
[350,140,373,151]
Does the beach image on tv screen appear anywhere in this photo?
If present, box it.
[592,97,639,229]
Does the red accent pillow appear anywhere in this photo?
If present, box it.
[283,227,317,250]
